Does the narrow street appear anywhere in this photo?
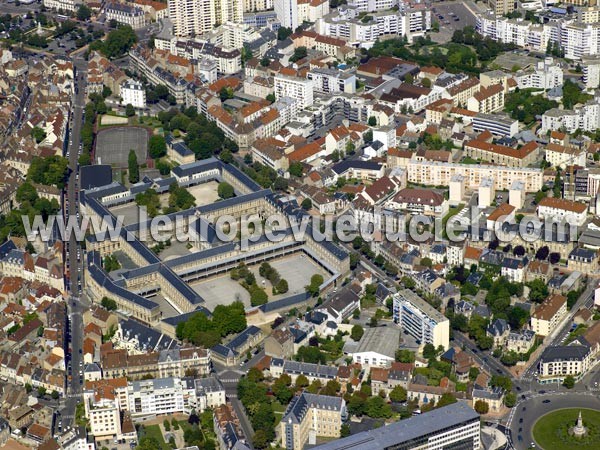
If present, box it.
[60,55,89,432]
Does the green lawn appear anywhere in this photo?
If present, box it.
[533,408,600,450]
[143,425,171,450]
[178,420,215,442]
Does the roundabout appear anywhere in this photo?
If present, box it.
[533,408,600,450]
[508,392,600,449]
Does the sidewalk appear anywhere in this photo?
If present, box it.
[481,426,507,450]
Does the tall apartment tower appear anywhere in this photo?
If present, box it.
[168,0,243,36]
[488,0,514,16]
[274,0,298,30]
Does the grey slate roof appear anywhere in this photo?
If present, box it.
[540,344,591,363]
[282,393,344,425]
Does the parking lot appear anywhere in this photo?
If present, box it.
[429,1,479,43]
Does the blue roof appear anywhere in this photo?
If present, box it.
[0,240,17,259]
[197,189,271,214]
[87,251,160,311]
[222,164,262,192]
[172,142,194,157]
[259,292,310,313]
[226,326,261,351]
[171,158,221,178]
[161,308,212,327]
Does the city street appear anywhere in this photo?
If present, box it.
[59,55,88,432]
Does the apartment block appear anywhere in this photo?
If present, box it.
[515,57,563,89]
[545,143,587,170]
[393,289,450,350]
[121,79,146,109]
[537,197,588,227]
[405,160,544,192]
[582,56,600,89]
[538,344,592,383]
[307,68,356,95]
[83,378,128,440]
[168,0,243,37]
[541,103,600,134]
[274,0,298,30]
[488,0,514,16]
[347,0,397,12]
[274,73,313,109]
[531,294,567,337]
[467,83,504,114]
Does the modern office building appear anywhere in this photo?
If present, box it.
[393,289,450,350]
[472,113,519,137]
[311,402,481,449]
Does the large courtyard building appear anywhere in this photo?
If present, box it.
[393,289,450,350]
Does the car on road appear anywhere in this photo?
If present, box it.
[522,407,527,411]
[542,399,551,404]
[518,435,523,442]
[519,418,523,423]
[539,390,546,394]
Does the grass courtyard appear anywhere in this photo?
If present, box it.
[533,408,600,450]
[141,424,172,450]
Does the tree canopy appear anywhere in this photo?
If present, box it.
[218,182,234,199]
[176,301,247,347]
[27,156,69,189]
[89,25,137,59]
[149,135,167,159]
